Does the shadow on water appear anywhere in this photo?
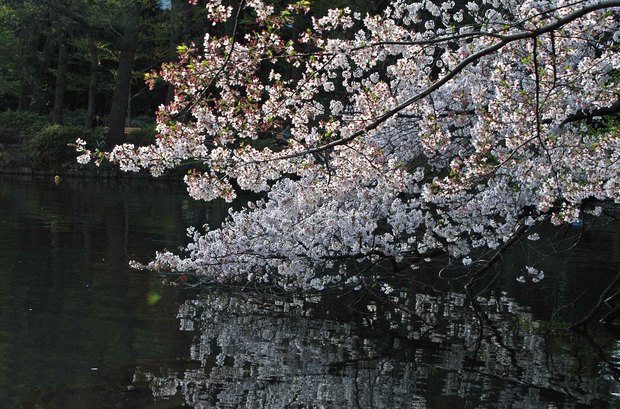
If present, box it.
[0,176,619,408]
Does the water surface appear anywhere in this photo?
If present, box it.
[0,176,618,408]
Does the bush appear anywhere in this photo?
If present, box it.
[0,110,48,142]
[62,109,88,127]
[28,125,104,172]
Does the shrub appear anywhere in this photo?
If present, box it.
[28,125,103,172]
[0,110,48,142]
[62,109,88,127]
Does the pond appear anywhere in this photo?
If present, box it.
[0,176,619,408]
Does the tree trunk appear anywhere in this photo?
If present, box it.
[85,40,98,129]
[17,28,37,111]
[52,42,68,124]
[107,12,139,147]
[32,36,55,114]
[18,70,31,111]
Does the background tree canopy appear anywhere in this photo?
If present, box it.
[0,0,214,140]
[0,0,375,137]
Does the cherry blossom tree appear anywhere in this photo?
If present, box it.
[77,0,620,293]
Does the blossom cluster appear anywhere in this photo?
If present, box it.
[80,0,620,292]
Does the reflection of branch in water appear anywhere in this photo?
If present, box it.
[353,364,364,409]
[467,293,524,376]
[361,284,433,329]
[541,341,581,402]
[465,286,485,367]
[282,387,302,408]
[541,296,580,401]
[138,289,617,408]
[462,290,607,403]
[578,328,620,379]
[570,270,620,330]
[468,367,572,397]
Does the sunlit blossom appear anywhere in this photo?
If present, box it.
[80,0,620,292]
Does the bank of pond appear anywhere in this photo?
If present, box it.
[0,110,158,177]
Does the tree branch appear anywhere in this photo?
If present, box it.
[263,0,620,164]
[560,99,620,126]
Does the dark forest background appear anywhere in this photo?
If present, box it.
[0,0,385,172]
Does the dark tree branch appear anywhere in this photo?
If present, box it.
[570,269,620,330]
[560,99,620,126]
[261,0,620,164]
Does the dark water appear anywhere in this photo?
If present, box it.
[0,176,619,408]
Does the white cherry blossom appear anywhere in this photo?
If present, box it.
[78,0,620,292]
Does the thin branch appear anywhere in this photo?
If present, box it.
[465,223,529,292]
[259,0,620,164]
[174,0,246,122]
[570,269,620,329]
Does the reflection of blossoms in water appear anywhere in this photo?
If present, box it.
[133,290,617,408]
[517,266,545,283]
